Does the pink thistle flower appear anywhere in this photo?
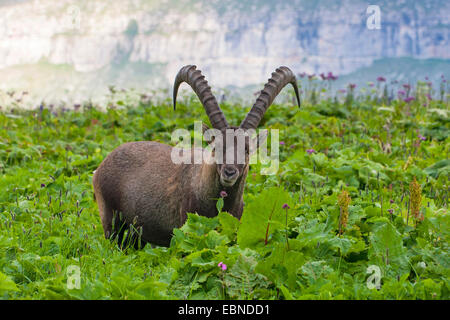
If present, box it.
[377,76,386,82]
[220,190,228,198]
[404,97,415,103]
[218,262,227,271]
[306,148,315,154]
[282,203,290,209]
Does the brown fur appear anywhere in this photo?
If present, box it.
[93,141,247,247]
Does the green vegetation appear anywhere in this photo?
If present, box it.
[0,82,448,299]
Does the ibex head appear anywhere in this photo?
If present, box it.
[173,65,301,187]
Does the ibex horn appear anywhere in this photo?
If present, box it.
[240,66,300,130]
[173,65,229,130]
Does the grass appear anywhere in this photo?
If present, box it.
[0,80,448,299]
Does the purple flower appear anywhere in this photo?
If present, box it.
[368,82,374,87]
[425,93,432,101]
[308,74,316,80]
[279,141,285,145]
[402,84,411,90]
[418,134,426,141]
[425,76,429,80]
[377,76,386,82]
[298,72,306,78]
[388,209,394,214]
[218,262,227,271]
[306,149,315,155]
[220,190,228,198]
[320,73,326,80]
[390,199,394,204]
[338,89,347,94]
[397,90,406,96]
[41,183,46,188]
[404,97,415,103]
[327,72,338,81]
[282,203,290,209]
[348,83,356,90]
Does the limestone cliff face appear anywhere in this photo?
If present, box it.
[0,0,448,96]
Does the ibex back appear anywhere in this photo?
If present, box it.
[93,65,300,247]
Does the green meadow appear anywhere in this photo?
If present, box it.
[0,80,448,299]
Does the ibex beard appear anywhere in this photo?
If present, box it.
[93,65,301,248]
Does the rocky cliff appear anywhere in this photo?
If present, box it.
[0,0,449,103]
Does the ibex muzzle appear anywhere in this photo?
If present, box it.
[93,65,300,247]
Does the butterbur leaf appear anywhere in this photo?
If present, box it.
[218,211,240,242]
[369,222,409,276]
[255,244,305,289]
[238,187,294,248]
[0,271,19,293]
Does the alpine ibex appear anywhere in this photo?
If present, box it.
[93,65,300,247]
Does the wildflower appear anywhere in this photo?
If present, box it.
[220,190,228,198]
[368,82,375,87]
[388,209,394,214]
[279,141,285,145]
[410,177,423,222]
[338,89,346,94]
[298,72,306,78]
[425,93,432,101]
[404,96,415,103]
[218,262,227,271]
[306,148,315,154]
[390,199,394,204]
[338,190,351,234]
[397,90,406,96]
[41,183,46,188]
[348,83,356,90]
[320,73,326,80]
[327,72,338,81]
[402,84,411,90]
[418,134,426,141]
[377,76,386,82]
[308,74,316,80]
[282,203,290,209]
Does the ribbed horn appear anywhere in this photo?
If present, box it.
[173,65,228,130]
[240,66,300,130]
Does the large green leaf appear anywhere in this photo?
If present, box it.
[237,187,294,248]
